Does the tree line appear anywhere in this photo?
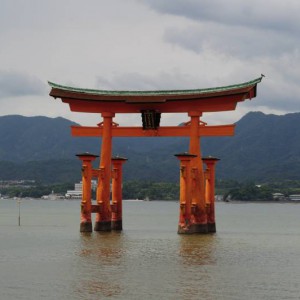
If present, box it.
[1,180,300,201]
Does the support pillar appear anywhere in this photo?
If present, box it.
[202,156,220,233]
[175,153,197,234]
[76,152,98,232]
[188,111,208,233]
[111,156,127,231]
[95,112,115,231]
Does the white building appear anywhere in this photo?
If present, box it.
[65,180,97,199]
[289,194,300,201]
[272,193,285,201]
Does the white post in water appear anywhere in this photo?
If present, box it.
[17,199,21,226]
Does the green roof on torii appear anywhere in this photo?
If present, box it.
[48,76,262,99]
[48,76,263,114]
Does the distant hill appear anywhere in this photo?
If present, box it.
[0,112,299,183]
[202,112,300,181]
[0,115,100,161]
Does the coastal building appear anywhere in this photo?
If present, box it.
[41,190,64,200]
[65,180,97,199]
[272,193,285,201]
[289,194,300,201]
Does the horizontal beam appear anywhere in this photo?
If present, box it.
[66,97,239,114]
[71,125,235,137]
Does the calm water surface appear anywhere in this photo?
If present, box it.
[0,199,300,299]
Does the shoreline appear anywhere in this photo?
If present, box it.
[1,197,300,204]
[222,199,300,204]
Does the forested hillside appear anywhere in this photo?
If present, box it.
[0,112,299,183]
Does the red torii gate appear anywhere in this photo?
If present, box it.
[49,76,262,234]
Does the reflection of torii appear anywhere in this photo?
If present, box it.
[48,76,263,234]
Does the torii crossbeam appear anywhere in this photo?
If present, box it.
[71,124,235,137]
[48,76,262,234]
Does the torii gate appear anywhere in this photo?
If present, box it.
[48,76,262,234]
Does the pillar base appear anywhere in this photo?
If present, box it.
[178,223,209,234]
[80,221,93,232]
[191,223,209,233]
[111,220,122,231]
[207,223,216,233]
[94,221,112,232]
[178,225,193,234]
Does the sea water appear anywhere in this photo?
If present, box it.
[0,199,300,299]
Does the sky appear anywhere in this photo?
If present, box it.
[0,0,299,127]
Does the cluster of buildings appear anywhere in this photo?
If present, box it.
[65,180,97,199]
[272,193,300,201]
[0,180,35,188]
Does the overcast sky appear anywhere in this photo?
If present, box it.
[1,0,299,126]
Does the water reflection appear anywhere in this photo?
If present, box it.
[78,232,125,264]
[75,279,122,298]
[177,234,218,300]
[73,232,125,299]
[179,234,217,266]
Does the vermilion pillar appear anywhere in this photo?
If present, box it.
[95,112,115,231]
[175,153,197,234]
[188,111,208,233]
[76,152,98,232]
[111,156,127,231]
[202,156,220,233]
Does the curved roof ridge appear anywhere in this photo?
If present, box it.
[48,76,263,97]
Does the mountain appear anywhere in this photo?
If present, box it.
[202,112,300,181]
[0,115,100,161]
[0,112,299,183]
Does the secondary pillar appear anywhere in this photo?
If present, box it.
[95,112,115,231]
[188,111,208,233]
[202,156,220,233]
[175,152,197,234]
[111,156,127,231]
[76,152,98,232]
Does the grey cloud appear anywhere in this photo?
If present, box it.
[143,0,300,33]
[163,24,298,59]
[0,71,46,98]
[237,77,300,114]
[260,82,300,112]
[96,72,201,90]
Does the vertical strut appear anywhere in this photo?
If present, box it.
[76,153,98,232]
[188,112,208,233]
[203,157,220,233]
[94,112,115,231]
[175,153,196,234]
[111,156,127,231]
